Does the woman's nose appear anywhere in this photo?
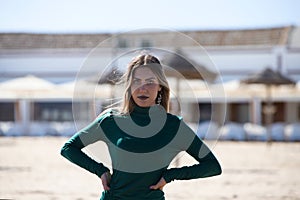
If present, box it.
[138,84,147,91]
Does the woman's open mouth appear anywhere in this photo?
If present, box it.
[137,95,149,100]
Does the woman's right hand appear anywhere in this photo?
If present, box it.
[100,171,111,191]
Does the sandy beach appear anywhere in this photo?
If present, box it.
[0,137,300,200]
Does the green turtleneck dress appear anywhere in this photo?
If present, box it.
[60,105,221,200]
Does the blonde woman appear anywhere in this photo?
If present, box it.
[61,53,221,200]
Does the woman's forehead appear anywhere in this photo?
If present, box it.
[133,67,157,79]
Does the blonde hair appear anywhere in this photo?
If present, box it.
[121,53,170,114]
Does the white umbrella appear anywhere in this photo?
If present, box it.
[57,79,113,99]
[0,75,55,98]
[0,75,55,90]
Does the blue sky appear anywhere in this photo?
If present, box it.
[0,0,300,33]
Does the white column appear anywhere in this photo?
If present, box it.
[252,97,261,125]
[19,99,30,135]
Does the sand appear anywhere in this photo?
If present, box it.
[0,137,300,200]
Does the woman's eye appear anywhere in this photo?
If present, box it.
[132,80,140,85]
[146,80,155,84]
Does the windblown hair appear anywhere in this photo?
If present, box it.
[121,53,170,114]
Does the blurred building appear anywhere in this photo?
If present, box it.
[1,26,299,82]
[0,26,299,137]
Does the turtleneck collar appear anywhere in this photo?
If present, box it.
[131,104,167,115]
[132,105,151,115]
[129,104,167,127]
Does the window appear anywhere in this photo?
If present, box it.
[198,103,212,122]
[298,103,300,121]
[33,102,73,121]
[117,38,128,48]
[230,103,249,123]
[140,39,152,48]
[261,102,284,124]
[0,102,15,121]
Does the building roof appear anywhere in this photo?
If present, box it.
[0,33,111,49]
[183,26,291,46]
[0,26,294,49]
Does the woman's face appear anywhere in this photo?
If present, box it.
[130,67,161,107]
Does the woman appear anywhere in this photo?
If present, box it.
[61,53,222,200]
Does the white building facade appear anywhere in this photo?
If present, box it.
[0,26,299,137]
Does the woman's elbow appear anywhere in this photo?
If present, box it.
[60,143,69,158]
[207,158,222,177]
[216,163,222,176]
[214,159,222,176]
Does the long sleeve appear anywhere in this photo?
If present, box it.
[60,116,110,178]
[162,122,222,183]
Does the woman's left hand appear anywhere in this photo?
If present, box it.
[149,177,167,191]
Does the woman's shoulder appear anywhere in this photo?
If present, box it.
[166,112,183,122]
[96,108,121,122]
[166,112,194,129]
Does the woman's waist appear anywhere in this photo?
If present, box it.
[102,188,165,200]
[109,169,163,192]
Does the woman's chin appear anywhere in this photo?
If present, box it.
[135,100,155,107]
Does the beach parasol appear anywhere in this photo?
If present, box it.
[162,49,218,114]
[241,67,296,142]
[162,49,218,82]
